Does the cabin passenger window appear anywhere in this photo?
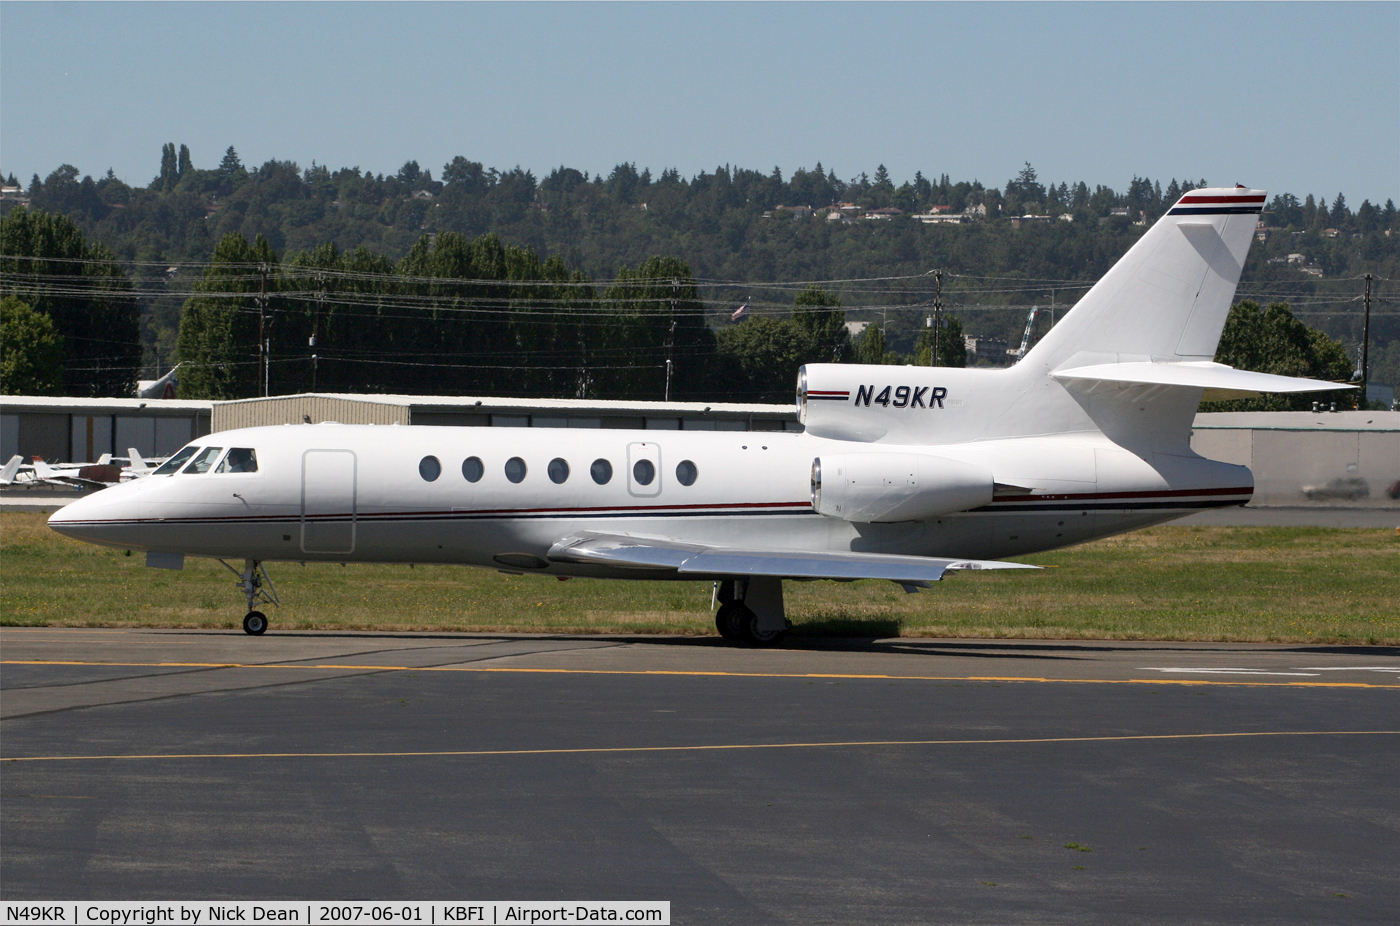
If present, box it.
[632,459,655,486]
[591,459,613,485]
[505,457,527,483]
[676,460,697,486]
[419,456,442,482]
[548,458,570,484]
[153,446,199,475]
[216,448,258,473]
[182,447,224,475]
[462,456,484,483]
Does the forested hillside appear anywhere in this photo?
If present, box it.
[2,147,1397,399]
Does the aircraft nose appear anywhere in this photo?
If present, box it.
[47,482,144,545]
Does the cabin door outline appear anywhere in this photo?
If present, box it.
[301,449,357,554]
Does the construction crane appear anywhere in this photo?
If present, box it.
[1005,305,1044,362]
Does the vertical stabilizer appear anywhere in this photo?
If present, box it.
[1022,188,1264,370]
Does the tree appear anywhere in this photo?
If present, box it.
[396,161,422,186]
[598,256,714,400]
[0,296,65,394]
[915,314,967,367]
[176,233,279,399]
[219,146,243,175]
[1206,301,1355,411]
[178,144,193,177]
[792,286,849,361]
[155,143,178,191]
[1006,162,1045,207]
[713,317,812,402]
[855,323,895,364]
[0,209,139,396]
[443,156,486,188]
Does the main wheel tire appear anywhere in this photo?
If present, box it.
[743,612,787,646]
[715,603,747,642]
[243,611,268,635]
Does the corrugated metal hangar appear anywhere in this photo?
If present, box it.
[210,393,801,434]
[0,396,215,464]
[2,393,800,464]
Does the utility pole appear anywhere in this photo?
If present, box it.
[665,278,678,401]
[932,269,943,366]
[1360,272,1372,409]
[256,263,269,397]
[311,272,323,392]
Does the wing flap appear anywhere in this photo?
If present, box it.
[1052,360,1353,399]
[547,531,1037,583]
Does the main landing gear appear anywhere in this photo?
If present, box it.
[219,558,280,635]
[714,577,790,646]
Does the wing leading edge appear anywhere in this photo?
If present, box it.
[547,531,1038,585]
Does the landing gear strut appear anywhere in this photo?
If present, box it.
[714,577,789,646]
[219,558,280,635]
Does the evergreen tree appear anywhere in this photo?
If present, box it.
[219,146,243,175]
[178,144,193,177]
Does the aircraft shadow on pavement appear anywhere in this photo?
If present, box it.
[145,629,1398,660]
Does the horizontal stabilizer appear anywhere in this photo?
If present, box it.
[548,531,1037,584]
[1051,361,1354,401]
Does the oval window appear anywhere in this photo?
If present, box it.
[548,458,570,484]
[504,457,527,484]
[462,456,484,483]
[676,460,698,486]
[633,459,656,486]
[419,456,442,482]
[591,459,613,485]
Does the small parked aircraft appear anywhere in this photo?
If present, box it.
[12,449,158,489]
[49,187,1350,641]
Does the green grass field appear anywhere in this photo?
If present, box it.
[2,511,1397,643]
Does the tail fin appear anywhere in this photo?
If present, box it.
[0,454,21,485]
[1023,187,1264,370]
[126,448,151,474]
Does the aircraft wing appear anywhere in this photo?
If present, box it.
[547,531,1038,585]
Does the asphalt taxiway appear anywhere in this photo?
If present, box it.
[2,628,1397,924]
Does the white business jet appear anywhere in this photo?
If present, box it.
[49,187,1349,641]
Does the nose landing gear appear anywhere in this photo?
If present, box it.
[219,558,280,635]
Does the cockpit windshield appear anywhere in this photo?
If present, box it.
[216,448,258,473]
[181,447,224,475]
[152,446,199,475]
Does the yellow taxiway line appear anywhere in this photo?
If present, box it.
[5,730,1396,763]
[3,659,1398,688]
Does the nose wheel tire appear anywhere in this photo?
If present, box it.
[243,611,268,635]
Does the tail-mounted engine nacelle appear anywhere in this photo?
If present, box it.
[811,453,994,523]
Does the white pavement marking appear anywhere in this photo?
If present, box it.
[1297,667,1400,674]
[1139,667,1321,676]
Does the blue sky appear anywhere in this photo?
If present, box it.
[3,2,1397,204]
